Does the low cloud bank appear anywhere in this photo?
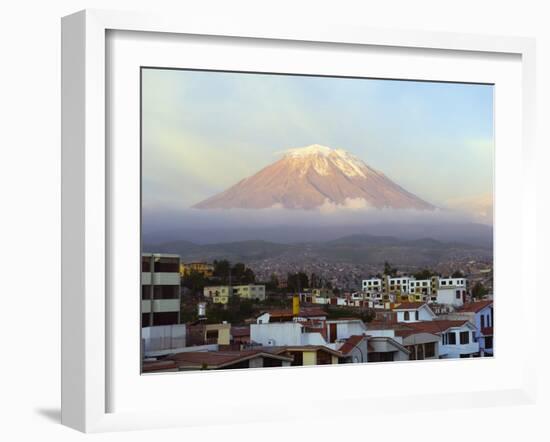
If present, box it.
[142,203,492,246]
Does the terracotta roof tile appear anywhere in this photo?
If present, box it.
[404,320,471,334]
[142,360,178,372]
[339,335,366,355]
[392,302,427,310]
[458,301,493,313]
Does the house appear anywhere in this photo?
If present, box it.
[255,307,327,324]
[233,284,266,301]
[230,325,251,345]
[392,302,437,323]
[361,275,468,307]
[203,285,231,304]
[268,346,342,366]
[180,262,214,278]
[141,253,181,326]
[405,320,479,358]
[337,335,369,363]
[457,300,494,356]
[187,322,231,346]
[394,329,440,360]
[434,287,466,307]
[325,318,368,343]
[251,322,327,347]
[167,349,294,370]
[367,336,410,362]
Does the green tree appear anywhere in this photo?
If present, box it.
[266,273,280,291]
[287,272,309,292]
[181,269,207,293]
[471,282,488,300]
[452,270,465,278]
[213,260,231,283]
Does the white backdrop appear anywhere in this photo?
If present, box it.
[0,1,548,441]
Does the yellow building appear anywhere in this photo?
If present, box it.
[204,323,231,345]
[281,346,341,366]
[180,262,214,278]
[204,286,230,304]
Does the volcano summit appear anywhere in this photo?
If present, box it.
[192,144,435,211]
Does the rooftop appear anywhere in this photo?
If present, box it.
[339,335,367,355]
[458,300,493,313]
[392,302,427,311]
[404,320,472,334]
[168,350,293,369]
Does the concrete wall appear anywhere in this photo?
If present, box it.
[436,288,465,307]
[250,322,302,346]
[329,321,367,341]
[141,324,187,352]
[303,351,317,366]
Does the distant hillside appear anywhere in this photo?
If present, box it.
[144,233,491,267]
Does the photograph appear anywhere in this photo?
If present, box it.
[140,67,494,373]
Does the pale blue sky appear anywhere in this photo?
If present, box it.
[142,68,494,211]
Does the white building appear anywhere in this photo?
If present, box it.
[361,274,468,307]
[434,288,466,307]
[141,253,181,326]
[392,302,437,323]
[250,322,330,348]
[325,319,368,343]
[362,277,382,291]
[405,320,479,358]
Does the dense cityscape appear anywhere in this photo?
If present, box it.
[141,252,493,373]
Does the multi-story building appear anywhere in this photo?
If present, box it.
[454,300,494,356]
[233,284,266,301]
[361,275,468,307]
[180,262,214,278]
[141,253,181,326]
[204,284,266,303]
[203,286,231,304]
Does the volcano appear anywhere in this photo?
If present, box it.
[192,144,435,210]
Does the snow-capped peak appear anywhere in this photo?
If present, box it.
[283,144,333,158]
[282,144,368,178]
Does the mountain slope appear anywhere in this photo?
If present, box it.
[144,234,491,268]
[192,144,435,210]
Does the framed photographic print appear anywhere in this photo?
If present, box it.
[61,9,537,433]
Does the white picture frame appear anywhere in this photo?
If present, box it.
[61,9,538,433]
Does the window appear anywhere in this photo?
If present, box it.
[485,336,493,349]
[415,311,419,321]
[456,290,461,299]
[481,315,485,329]
[404,311,410,321]
[441,281,447,285]
[447,333,456,345]
[460,331,470,344]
